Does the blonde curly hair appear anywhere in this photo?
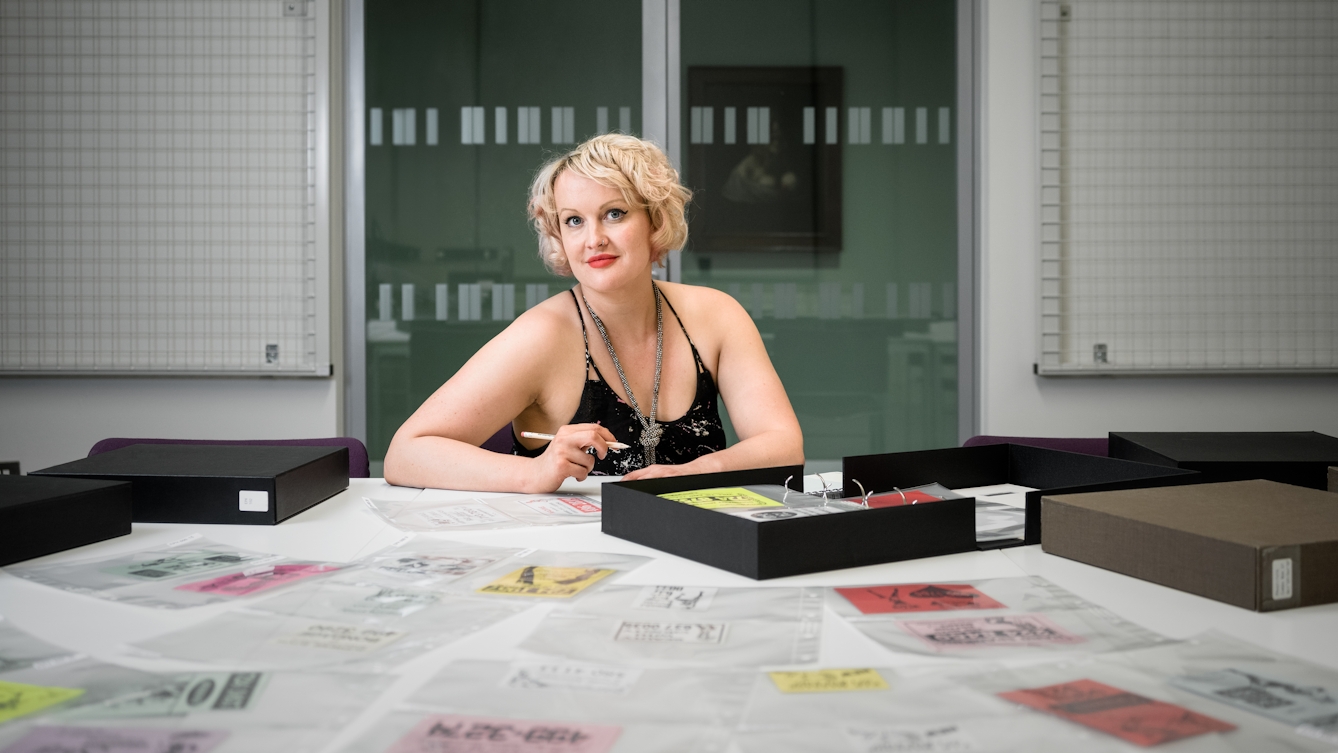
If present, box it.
[529,134,691,277]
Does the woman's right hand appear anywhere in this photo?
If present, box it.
[526,423,618,492]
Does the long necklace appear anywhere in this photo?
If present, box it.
[580,282,664,466]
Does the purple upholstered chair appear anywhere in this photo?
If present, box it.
[481,425,515,454]
[963,434,1109,457]
[88,437,371,478]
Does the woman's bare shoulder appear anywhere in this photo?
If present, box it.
[469,287,580,367]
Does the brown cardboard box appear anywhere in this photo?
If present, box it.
[1042,480,1338,612]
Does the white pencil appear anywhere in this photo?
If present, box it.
[520,431,630,452]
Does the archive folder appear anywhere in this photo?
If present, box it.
[1042,479,1338,612]
[32,444,348,525]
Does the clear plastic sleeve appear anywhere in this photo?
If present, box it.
[446,550,651,603]
[0,671,395,753]
[338,659,746,753]
[1107,631,1338,746]
[482,494,603,526]
[403,659,752,727]
[827,576,1168,659]
[738,664,1005,731]
[343,537,523,590]
[0,616,82,672]
[518,585,823,667]
[5,535,348,610]
[129,583,530,672]
[342,709,731,753]
[366,489,603,532]
[958,647,1336,752]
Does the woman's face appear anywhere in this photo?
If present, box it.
[554,170,655,292]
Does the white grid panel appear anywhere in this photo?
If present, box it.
[1038,0,1338,374]
[0,0,325,374]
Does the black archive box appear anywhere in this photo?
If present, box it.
[843,444,1200,548]
[1,475,133,567]
[602,465,977,580]
[31,444,348,525]
[1109,431,1338,491]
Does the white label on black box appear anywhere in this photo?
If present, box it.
[239,490,269,513]
[1272,558,1294,600]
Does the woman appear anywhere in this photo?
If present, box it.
[384,134,803,492]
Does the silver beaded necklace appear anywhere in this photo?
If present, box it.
[579,282,664,466]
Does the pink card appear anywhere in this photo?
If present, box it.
[385,714,622,753]
[836,584,1006,614]
[2,725,228,753]
[174,563,341,597]
[899,614,1086,650]
[865,490,946,508]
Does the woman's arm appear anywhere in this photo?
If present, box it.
[383,306,617,492]
[623,289,803,480]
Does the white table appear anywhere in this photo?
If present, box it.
[3,477,1337,751]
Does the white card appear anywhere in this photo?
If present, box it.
[518,496,602,516]
[501,662,643,695]
[413,504,512,528]
[632,585,717,611]
[273,623,406,652]
[1172,668,1338,731]
[612,621,728,644]
[844,723,977,752]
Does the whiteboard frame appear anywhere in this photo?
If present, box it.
[0,0,334,379]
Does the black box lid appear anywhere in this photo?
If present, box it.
[32,444,343,479]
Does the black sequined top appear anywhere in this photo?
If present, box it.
[512,288,728,475]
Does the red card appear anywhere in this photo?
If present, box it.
[865,490,944,508]
[835,584,1006,614]
[999,679,1236,747]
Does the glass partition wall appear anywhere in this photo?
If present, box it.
[358,1,959,473]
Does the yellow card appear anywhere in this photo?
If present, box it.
[659,487,783,510]
[0,680,85,723]
[768,668,889,694]
[476,566,615,598]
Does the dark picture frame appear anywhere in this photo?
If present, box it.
[686,66,843,253]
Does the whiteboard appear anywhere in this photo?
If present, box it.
[1036,0,1338,375]
[0,0,330,375]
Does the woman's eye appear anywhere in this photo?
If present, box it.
[606,209,625,220]
[563,216,582,228]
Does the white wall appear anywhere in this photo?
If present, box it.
[979,0,1338,438]
[0,379,338,474]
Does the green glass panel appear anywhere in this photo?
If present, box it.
[679,0,958,462]
[364,1,642,462]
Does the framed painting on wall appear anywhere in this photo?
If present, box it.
[685,66,843,253]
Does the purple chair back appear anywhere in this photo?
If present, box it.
[963,435,1109,457]
[481,425,514,454]
[88,437,370,478]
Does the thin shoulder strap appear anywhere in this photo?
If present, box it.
[655,284,706,371]
[567,287,594,374]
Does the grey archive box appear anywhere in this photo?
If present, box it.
[32,444,348,525]
[1042,479,1338,612]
